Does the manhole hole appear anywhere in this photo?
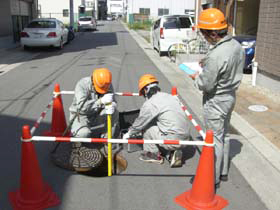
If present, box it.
[248,105,268,112]
[0,71,4,74]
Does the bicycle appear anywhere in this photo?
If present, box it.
[167,31,210,63]
[186,31,210,54]
[167,41,188,63]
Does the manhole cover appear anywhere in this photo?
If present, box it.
[248,105,268,112]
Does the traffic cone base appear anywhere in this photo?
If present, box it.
[175,190,228,210]
[174,130,229,209]
[9,183,60,210]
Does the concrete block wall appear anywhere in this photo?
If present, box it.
[0,1,13,36]
[256,0,280,81]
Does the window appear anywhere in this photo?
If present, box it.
[63,9,69,17]
[163,18,177,29]
[179,17,192,28]
[139,8,150,15]
[153,19,160,30]
[158,8,169,16]
[27,21,56,28]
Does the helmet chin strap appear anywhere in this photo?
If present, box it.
[143,83,158,99]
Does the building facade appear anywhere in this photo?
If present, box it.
[0,0,37,41]
[126,0,195,20]
[255,0,280,92]
[213,0,279,92]
[38,0,81,24]
[107,0,124,16]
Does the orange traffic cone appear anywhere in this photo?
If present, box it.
[174,130,229,209]
[9,125,60,209]
[171,86,177,96]
[43,84,69,136]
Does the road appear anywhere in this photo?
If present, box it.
[0,20,268,210]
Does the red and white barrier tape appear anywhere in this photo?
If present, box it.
[173,95,206,140]
[25,136,214,147]
[60,91,139,96]
[51,90,205,139]
[30,100,54,135]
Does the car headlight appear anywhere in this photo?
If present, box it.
[241,40,256,49]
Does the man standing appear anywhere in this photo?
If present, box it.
[123,74,191,167]
[190,8,245,187]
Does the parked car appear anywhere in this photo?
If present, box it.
[106,15,113,21]
[151,15,194,56]
[20,18,68,50]
[78,16,97,31]
[233,35,256,70]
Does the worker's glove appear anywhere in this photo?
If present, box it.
[122,132,130,139]
[105,103,115,115]
[100,93,114,105]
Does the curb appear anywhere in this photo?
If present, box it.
[122,22,280,210]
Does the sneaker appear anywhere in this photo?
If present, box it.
[170,150,182,168]
[139,151,164,164]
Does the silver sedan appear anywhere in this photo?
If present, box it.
[20,18,69,50]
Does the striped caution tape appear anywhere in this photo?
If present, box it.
[30,100,54,135]
[60,91,139,96]
[173,95,206,140]
[28,136,214,147]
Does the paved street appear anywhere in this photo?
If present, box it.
[0,20,269,209]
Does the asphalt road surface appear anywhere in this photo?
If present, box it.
[0,20,268,210]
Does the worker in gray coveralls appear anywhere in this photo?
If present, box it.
[189,8,245,187]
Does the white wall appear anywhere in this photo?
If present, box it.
[107,0,124,15]
[127,0,195,19]
[38,0,81,23]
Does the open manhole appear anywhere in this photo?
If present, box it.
[248,105,268,112]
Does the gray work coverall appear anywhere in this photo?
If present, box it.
[128,92,191,153]
[69,77,119,140]
[194,35,245,184]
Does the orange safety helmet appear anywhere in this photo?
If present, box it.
[138,74,159,96]
[92,68,112,94]
[197,8,227,30]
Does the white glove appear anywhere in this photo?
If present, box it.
[122,132,130,139]
[105,104,115,115]
[100,93,113,105]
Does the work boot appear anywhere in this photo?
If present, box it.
[170,150,183,168]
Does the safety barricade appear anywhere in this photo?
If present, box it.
[9,84,228,210]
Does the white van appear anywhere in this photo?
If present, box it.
[151,15,195,56]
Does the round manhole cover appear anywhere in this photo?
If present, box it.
[248,105,268,112]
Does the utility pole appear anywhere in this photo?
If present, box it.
[70,0,74,28]
[195,0,201,32]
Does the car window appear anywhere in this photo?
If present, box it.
[27,21,56,28]
[153,19,160,29]
[163,18,178,29]
[79,17,92,21]
[179,17,192,28]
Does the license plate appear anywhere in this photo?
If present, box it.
[33,34,43,38]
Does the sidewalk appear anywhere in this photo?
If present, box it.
[0,36,19,51]
[129,27,280,210]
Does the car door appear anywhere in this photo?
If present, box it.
[152,19,160,50]
[58,21,68,43]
